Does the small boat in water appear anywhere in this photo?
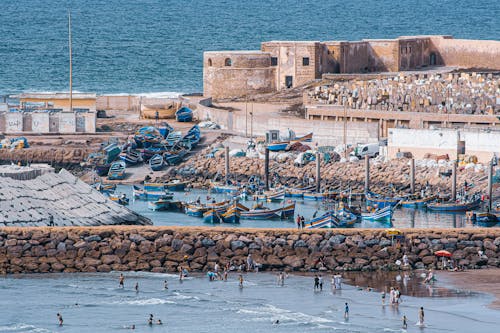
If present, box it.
[134,184,174,200]
[203,209,221,224]
[285,185,315,198]
[175,106,193,122]
[92,182,116,194]
[107,161,126,180]
[365,191,401,208]
[254,190,285,202]
[303,191,336,201]
[239,203,282,220]
[165,180,188,191]
[335,208,358,227]
[401,195,437,208]
[280,202,296,219]
[149,154,164,171]
[109,194,129,206]
[361,206,393,222]
[211,182,240,194]
[305,211,339,229]
[148,199,171,211]
[222,205,241,223]
[427,198,481,212]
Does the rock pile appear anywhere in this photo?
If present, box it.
[1,227,499,274]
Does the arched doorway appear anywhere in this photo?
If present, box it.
[429,53,436,66]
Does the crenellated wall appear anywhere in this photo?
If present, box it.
[1,227,500,274]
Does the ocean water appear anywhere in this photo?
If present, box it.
[0,271,498,333]
[115,186,490,229]
[0,0,499,95]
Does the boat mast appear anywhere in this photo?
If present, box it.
[68,11,73,113]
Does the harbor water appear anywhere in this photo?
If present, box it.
[115,186,491,229]
[1,0,499,94]
[1,271,498,333]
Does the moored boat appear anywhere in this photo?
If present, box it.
[240,204,282,220]
[427,199,481,212]
[305,211,339,229]
[254,190,285,202]
[401,195,437,208]
[109,194,129,206]
[165,180,188,191]
[365,191,401,208]
[280,202,296,219]
[148,199,171,211]
[211,182,240,194]
[222,205,241,224]
[203,209,221,224]
[335,208,358,227]
[107,161,126,180]
[361,206,393,222]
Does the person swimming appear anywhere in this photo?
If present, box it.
[157,319,163,325]
[148,314,154,326]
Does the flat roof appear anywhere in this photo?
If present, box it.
[16,93,97,100]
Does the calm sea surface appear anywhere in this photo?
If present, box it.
[1,271,499,333]
[0,0,499,95]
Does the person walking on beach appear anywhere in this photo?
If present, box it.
[57,313,63,326]
[402,315,408,329]
[418,307,425,326]
[119,273,124,288]
[344,303,349,319]
[318,275,323,291]
[296,215,301,229]
[239,274,244,288]
[301,216,305,229]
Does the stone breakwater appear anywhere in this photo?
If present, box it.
[1,227,500,274]
[170,155,487,194]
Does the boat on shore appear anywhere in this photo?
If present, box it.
[361,206,393,222]
[119,149,143,166]
[305,211,339,229]
[175,106,193,122]
[149,154,164,171]
[107,161,126,180]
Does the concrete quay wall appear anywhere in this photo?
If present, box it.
[2,227,500,274]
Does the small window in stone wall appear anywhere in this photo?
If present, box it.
[302,57,310,66]
[208,58,212,66]
[225,58,232,66]
[271,57,278,66]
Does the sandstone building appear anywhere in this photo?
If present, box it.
[203,35,500,99]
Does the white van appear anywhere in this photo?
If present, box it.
[351,143,379,159]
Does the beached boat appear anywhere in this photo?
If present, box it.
[165,180,188,191]
[203,209,221,224]
[254,190,285,202]
[267,141,289,151]
[427,199,481,212]
[280,202,296,219]
[134,126,163,148]
[305,211,339,229]
[289,132,313,145]
[141,144,168,161]
[141,103,177,119]
[148,199,171,211]
[365,191,401,208]
[175,106,193,122]
[181,125,201,148]
[107,161,126,180]
[361,206,393,222]
[94,163,111,176]
[401,195,437,208]
[149,154,164,171]
[221,205,241,223]
[164,149,187,165]
[119,149,143,166]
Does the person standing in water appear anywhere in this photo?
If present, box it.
[239,274,244,288]
[135,282,139,293]
[418,307,425,326]
[148,314,153,326]
[164,280,168,290]
[344,303,349,319]
[318,275,323,291]
[402,315,408,329]
[119,273,124,288]
[313,275,319,290]
[57,313,63,326]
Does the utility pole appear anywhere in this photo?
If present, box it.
[343,96,347,159]
[68,11,73,113]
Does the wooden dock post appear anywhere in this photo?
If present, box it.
[264,148,270,191]
[364,155,370,193]
[451,161,457,201]
[410,158,415,194]
[225,146,230,185]
[316,152,321,192]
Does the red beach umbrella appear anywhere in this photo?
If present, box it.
[435,250,452,258]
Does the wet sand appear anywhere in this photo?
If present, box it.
[441,269,500,309]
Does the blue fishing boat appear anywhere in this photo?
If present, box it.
[280,202,296,219]
[305,211,339,229]
[175,107,193,122]
[181,125,201,147]
[141,144,168,161]
[119,149,143,166]
[149,154,164,171]
[185,204,208,217]
[473,212,499,225]
[93,182,116,194]
[165,131,182,148]
[401,195,437,208]
[303,191,336,201]
[285,185,315,198]
[365,191,401,208]
[267,141,289,151]
[134,126,163,148]
[203,209,221,224]
[158,123,174,138]
[165,180,188,191]
[211,182,240,194]
[335,208,358,227]
[107,161,126,180]
[427,199,481,212]
[164,149,187,165]
[109,194,129,206]
[240,205,282,220]
[148,199,171,211]
[361,206,393,222]
[254,190,285,202]
[222,205,241,224]
[94,163,111,176]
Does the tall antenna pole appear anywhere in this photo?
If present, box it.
[343,96,347,159]
[68,11,73,113]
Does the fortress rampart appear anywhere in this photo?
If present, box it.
[204,35,500,99]
[2,227,500,274]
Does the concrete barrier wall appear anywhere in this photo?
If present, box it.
[1,227,500,274]
[0,112,96,134]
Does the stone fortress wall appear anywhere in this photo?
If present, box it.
[2,227,500,274]
[203,36,500,99]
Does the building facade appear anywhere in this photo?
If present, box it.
[203,35,500,99]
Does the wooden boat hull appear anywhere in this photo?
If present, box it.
[241,207,282,220]
[267,142,289,151]
[148,199,170,211]
[95,164,110,176]
[401,195,437,208]
[211,183,240,193]
[165,181,187,191]
[365,192,400,208]
[222,208,241,224]
[203,209,221,224]
[141,106,176,119]
[280,203,296,219]
[108,161,126,180]
[254,190,285,202]
[305,211,339,229]
[175,107,194,122]
[427,199,481,212]
[361,206,393,222]
[149,154,164,171]
[185,205,208,217]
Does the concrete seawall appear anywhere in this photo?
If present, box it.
[1,227,500,274]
